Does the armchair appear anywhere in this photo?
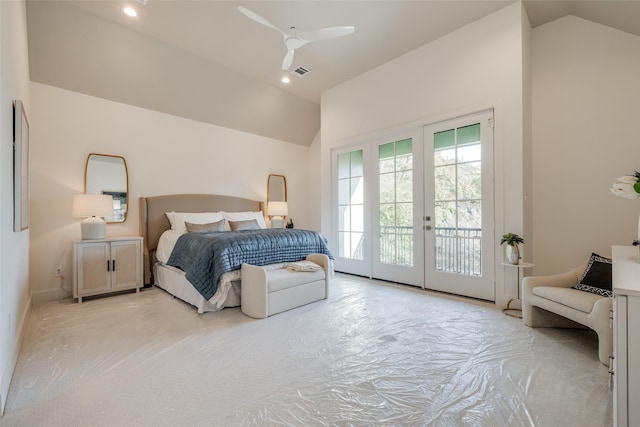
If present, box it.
[522,262,613,365]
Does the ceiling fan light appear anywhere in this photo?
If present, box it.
[123,7,137,17]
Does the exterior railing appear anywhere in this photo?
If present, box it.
[379,226,482,275]
[434,227,482,276]
[380,226,414,266]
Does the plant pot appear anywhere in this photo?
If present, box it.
[505,244,520,265]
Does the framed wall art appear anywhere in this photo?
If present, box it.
[13,99,29,232]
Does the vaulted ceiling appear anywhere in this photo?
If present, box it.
[26,1,640,146]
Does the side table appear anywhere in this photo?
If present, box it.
[502,262,535,318]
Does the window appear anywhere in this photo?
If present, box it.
[337,149,364,260]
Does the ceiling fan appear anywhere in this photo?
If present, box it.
[238,6,355,71]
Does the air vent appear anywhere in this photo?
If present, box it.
[291,66,310,78]
[135,0,148,5]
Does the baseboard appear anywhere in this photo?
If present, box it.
[0,294,32,415]
[30,287,71,304]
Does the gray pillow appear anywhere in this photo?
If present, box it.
[229,219,260,231]
[185,219,225,233]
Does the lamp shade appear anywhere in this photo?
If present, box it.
[72,194,114,240]
[72,194,115,218]
[267,201,288,217]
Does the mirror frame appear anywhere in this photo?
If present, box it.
[84,153,129,223]
[267,174,287,203]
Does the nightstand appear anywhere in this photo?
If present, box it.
[72,236,143,303]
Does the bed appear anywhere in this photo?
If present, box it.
[139,194,332,313]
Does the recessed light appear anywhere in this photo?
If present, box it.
[123,7,137,17]
[281,76,290,84]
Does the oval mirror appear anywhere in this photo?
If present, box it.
[85,153,128,223]
[267,174,287,202]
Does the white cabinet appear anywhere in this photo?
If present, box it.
[73,237,143,303]
[612,245,640,427]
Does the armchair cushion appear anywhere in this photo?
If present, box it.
[572,253,612,297]
[532,286,604,314]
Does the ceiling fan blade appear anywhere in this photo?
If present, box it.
[298,26,355,42]
[282,48,295,71]
[237,6,282,33]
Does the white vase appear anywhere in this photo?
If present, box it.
[505,244,520,265]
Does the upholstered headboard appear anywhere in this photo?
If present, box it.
[139,194,263,284]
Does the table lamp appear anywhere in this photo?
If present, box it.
[72,194,114,239]
[267,201,288,228]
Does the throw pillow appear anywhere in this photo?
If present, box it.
[572,253,613,297]
[185,219,225,233]
[229,219,260,231]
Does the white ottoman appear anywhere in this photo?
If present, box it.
[241,254,330,319]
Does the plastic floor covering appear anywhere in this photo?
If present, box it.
[3,274,612,426]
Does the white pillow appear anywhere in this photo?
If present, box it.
[221,211,267,231]
[165,211,224,234]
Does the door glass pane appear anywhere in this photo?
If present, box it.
[337,149,364,260]
[396,202,413,227]
[351,150,364,177]
[338,206,348,231]
[395,139,413,170]
[379,138,413,267]
[379,173,395,203]
[434,165,456,201]
[338,153,350,179]
[457,161,481,200]
[351,205,364,232]
[396,171,413,202]
[434,129,455,150]
[379,143,395,173]
[433,124,482,276]
[435,201,456,228]
[338,232,349,257]
[350,233,364,260]
[338,179,350,205]
[457,124,480,145]
[458,200,481,229]
[351,177,364,205]
[457,144,481,163]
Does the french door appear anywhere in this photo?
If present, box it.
[371,131,424,286]
[423,111,495,301]
[332,110,495,301]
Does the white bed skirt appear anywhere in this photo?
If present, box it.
[154,262,241,313]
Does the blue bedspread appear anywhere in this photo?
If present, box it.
[166,229,333,300]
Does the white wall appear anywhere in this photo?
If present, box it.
[532,16,640,275]
[0,0,31,414]
[29,83,312,302]
[319,3,527,306]
[308,130,322,232]
[522,4,533,266]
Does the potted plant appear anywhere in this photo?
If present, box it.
[500,233,524,265]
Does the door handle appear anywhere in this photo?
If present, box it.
[424,215,432,230]
[112,260,115,271]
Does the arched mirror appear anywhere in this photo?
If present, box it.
[85,153,128,223]
[267,174,287,228]
[267,174,287,202]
